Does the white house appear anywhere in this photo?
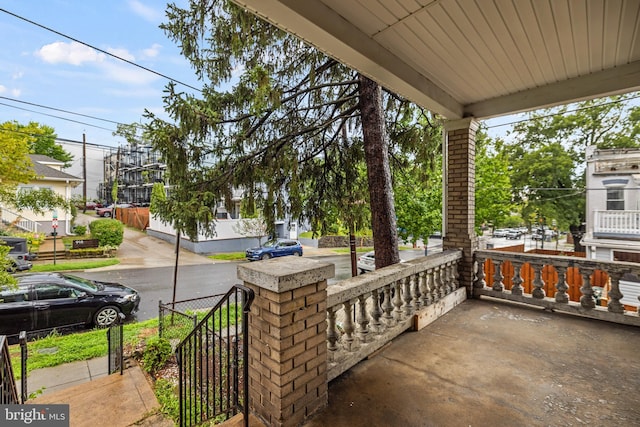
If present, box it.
[582,146,640,307]
[1,154,83,236]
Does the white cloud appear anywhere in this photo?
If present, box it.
[12,71,24,80]
[128,0,163,22]
[36,41,104,66]
[101,61,159,86]
[141,43,162,59]
[0,85,21,97]
[107,47,136,62]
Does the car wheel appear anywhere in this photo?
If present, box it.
[294,252,302,256]
[94,306,121,327]
[103,212,111,218]
[261,253,271,260]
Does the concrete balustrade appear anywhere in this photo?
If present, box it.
[475,250,640,327]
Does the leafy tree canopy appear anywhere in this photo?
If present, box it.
[144,0,438,267]
[0,121,70,213]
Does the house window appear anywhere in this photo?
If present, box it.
[606,188,624,210]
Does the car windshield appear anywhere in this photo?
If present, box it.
[262,240,278,248]
[63,274,99,291]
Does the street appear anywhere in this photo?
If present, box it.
[75,246,436,321]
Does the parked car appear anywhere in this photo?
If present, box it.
[0,273,140,337]
[1,236,37,261]
[505,230,521,240]
[357,251,376,273]
[245,239,303,261]
[95,203,132,217]
[357,251,406,273]
[6,257,33,273]
[84,201,104,210]
[492,229,508,238]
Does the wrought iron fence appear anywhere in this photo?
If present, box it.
[159,294,225,346]
[107,313,126,375]
[176,285,254,427]
[1,335,19,404]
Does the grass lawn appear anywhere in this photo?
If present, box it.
[8,318,159,379]
[208,252,246,261]
[30,259,120,272]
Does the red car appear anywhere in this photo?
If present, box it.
[95,203,132,218]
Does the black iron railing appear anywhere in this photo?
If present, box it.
[176,285,254,427]
[107,313,126,375]
[1,335,19,404]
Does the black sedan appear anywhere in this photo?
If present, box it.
[0,273,140,338]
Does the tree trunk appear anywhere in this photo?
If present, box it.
[359,74,400,268]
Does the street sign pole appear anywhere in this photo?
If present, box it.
[52,212,58,265]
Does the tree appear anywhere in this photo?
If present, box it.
[144,0,437,268]
[0,122,36,205]
[0,122,68,214]
[475,130,513,231]
[0,245,18,289]
[2,121,73,167]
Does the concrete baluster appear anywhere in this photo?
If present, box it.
[531,263,546,299]
[555,265,569,304]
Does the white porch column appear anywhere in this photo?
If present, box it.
[443,118,479,293]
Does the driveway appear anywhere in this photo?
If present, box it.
[76,213,211,270]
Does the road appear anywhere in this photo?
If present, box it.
[74,248,435,321]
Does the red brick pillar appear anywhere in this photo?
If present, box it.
[443,118,479,293]
[238,257,335,427]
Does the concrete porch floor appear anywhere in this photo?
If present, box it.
[304,299,640,427]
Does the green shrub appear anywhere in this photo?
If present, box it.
[72,225,87,235]
[142,337,172,375]
[89,219,124,247]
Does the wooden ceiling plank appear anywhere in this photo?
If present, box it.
[617,0,640,62]
[441,1,511,100]
[465,60,640,118]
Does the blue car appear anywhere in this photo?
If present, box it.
[245,239,303,261]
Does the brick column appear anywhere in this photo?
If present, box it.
[443,118,479,294]
[238,257,335,427]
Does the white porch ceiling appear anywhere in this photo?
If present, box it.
[231,0,640,120]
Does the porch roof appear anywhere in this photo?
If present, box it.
[231,0,640,120]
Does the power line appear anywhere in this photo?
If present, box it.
[0,101,116,132]
[0,7,202,92]
[0,96,129,127]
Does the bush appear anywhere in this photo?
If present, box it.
[72,225,87,235]
[89,219,124,247]
[142,337,172,375]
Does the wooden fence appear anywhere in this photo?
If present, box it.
[115,207,149,231]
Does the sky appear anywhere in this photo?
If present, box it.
[0,0,199,147]
[0,1,634,151]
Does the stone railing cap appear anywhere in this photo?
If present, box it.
[237,256,335,292]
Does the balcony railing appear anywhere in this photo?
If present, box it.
[0,208,40,233]
[474,250,640,327]
[326,250,463,381]
[594,210,640,237]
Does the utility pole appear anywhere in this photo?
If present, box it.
[82,133,87,213]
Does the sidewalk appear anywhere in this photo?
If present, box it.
[29,360,171,427]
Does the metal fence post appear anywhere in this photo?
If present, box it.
[19,331,27,403]
[158,299,163,338]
